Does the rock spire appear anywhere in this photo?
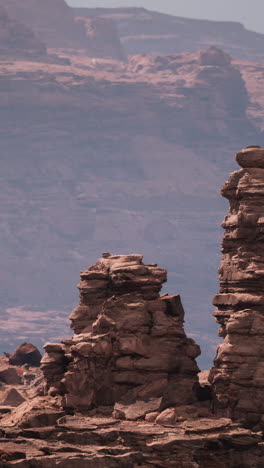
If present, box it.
[210,146,264,428]
[41,253,201,419]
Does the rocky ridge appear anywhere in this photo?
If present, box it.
[73,7,264,61]
[210,146,264,429]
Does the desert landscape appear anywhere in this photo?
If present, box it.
[1,1,264,465]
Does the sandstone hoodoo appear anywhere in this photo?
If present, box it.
[41,253,201,418]
[210,146,264,428]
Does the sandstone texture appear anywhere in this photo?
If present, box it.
[2,246,264,465]
[41,254,201,416]
[1,412,263,468]
[210,146,264,428]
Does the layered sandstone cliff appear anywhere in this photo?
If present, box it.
[210,146,264,428]
[41,254,201,418]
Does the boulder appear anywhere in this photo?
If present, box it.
[9,343,42,367]
[0,365,21,385]
[1,388,25,407]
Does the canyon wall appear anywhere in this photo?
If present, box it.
[1,46,259,364]
[210,146,264,428]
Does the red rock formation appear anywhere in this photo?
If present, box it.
[41,254,201,418]
[0,48,259,359]
[210,146,264,428]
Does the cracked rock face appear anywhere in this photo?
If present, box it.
[41,254,201,417]
[210,146,264,427]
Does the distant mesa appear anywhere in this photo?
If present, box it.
[73,6,264,62]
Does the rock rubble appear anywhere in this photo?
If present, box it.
[210,146,264,428]
[41,253,201,418]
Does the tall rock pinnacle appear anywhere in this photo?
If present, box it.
[41,254,201,419]
[210,146,264,428]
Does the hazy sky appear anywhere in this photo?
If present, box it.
[67,0,264,34]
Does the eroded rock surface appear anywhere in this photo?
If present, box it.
[210,146,264,428]
[3,415,264,467]
[41,254,201,417]
[2,246,264,465]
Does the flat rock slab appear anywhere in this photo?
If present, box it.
[114,398,162,421]
[57,415,119,430]
[182,417,232,434]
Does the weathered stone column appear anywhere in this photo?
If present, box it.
[41,253,201,419]
[210,146,264,428]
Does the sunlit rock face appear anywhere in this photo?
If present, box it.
[210,146,264,428]
[41,254,201,418]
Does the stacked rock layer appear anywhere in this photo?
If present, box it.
[210,146,264,427]
[41,253,201,418]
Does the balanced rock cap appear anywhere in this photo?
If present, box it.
[236,146,264,168]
